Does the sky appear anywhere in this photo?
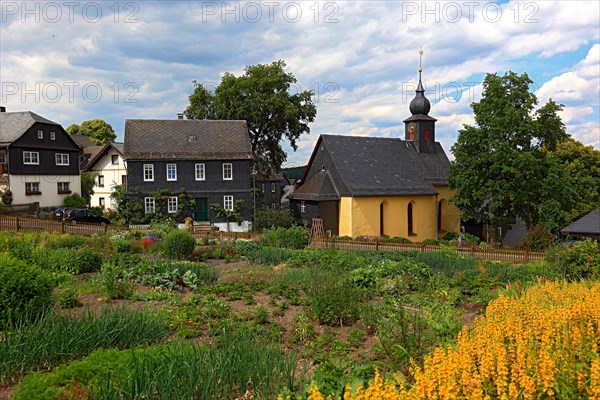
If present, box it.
[1,0,599,167]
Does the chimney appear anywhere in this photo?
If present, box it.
[177,113,184,120]
[0,106,6,112]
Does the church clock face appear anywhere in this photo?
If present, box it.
[408,122,416,134]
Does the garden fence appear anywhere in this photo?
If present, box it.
[310,238,545,263]
[0,216,127,235]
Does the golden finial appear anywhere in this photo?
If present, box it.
[418,46,424,73]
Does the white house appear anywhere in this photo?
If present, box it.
[84,142,126,209]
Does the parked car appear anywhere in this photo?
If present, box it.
[53,207,72,221]
[63,208,110,225]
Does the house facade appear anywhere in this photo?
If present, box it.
[252,173,289,209]
[0,109,82,208]
[84,142,127,209]
[123,118,253,231]
[290,69,460,241]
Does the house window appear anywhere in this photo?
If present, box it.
[143,164,154,181]
[99,197,106,208]
[223,163,232,180]
[98,175,105,187]
[224,195,233,211]
[111,154,118,165]
[322,165,325,171]
[271,183,276,192]
[37,130,43,139]
[121,175,127,185]
[195,163,205,181]
[424,130,430,141]
[408,202,415,235]
[25,182,40,195]
[0,150,6,164]
[301,201,306,213]
[50,132,56,140]
[144,197,155,214]
[166,163,177,181]
[271,202,276,209]
[55,153,69,166]
[57,182,71,194]
[261,183,265,193]
[167,196,178,213]
[23,151,39,165]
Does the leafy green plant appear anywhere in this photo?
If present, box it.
[0,254,54,328]
[97,263,134,300]
[261,226,309,249]
[112,238,132,253]
[162,230,197,260]
[63,193,87,208]
[306,272,364,326]
[56,281,82,309]
[254,207,294,230]
[291,313,315,344]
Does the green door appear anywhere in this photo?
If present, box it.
[194,198,209,221]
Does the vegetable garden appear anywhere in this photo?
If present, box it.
[0,225,598,399]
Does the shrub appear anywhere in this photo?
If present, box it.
[98,263,134,300]
[254,208,294,230]
[63,194,87,208]
[545,239,600,280]
[44,234,87,250]
[521,225,554,250]
[162,230,197,260]
[0,254,54,327]
[381,236,411,243]
[56,281,81,309]
[261,226,309,249]
[112,239,132,253]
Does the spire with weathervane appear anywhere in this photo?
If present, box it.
[404,46,437,154]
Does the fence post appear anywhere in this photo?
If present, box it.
[375,241,379,251]
[525,249,529,263]
[421,244,425,253]
[471,246,475,257]
[61,220,65,233]
[104,224,108,234]
[16,217,20,232]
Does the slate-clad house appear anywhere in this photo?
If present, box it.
[252,172,289,209]
[290,68,460,241]
[0,108,82,207]
[123,118,253,231]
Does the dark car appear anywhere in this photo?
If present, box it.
[53,207,72,221]
[63,208,110,225]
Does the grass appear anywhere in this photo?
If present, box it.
[0,307,169,383]
[94,332,299,399]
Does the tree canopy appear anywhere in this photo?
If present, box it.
[67,119,116,145]
[448,71,581,232]
[185,60,317,174]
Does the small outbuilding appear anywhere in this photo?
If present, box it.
[561,210,600,241]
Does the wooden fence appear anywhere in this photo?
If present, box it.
[0,216,127,236]
[0,216,258,239]
[310,238,545,263]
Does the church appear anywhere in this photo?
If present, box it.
[289,62,461,242]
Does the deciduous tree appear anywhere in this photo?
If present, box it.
[67,119,116,145]
[448,71,574,232]
[185,60,317,174]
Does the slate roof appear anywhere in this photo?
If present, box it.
[0,111,59,145]
[298,134,450,198]
[81,145,104,170]
[562,210,600,235]
[292,170,340,201]
[70,135,96,148]
[123,119,252,160]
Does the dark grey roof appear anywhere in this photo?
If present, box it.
[0,111,59,145]
[70,135,96,148]
[318,134,449,196]
[562,210,600,235]
[123,119,252,160]
[292,170,340,201]
[84,142,124,171]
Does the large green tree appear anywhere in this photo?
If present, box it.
[448,71,574,232]
[67,119,116,145]
[185,60,317,173]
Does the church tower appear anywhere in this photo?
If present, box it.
[403,48,437,154]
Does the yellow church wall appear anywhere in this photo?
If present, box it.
[338,197,353,237]
[341,195,439,242]
[435,185,461,237]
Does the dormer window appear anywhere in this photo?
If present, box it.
[424,130,430,141]
[37,130,43,139]
[50,132,56,140]
[189,135,197,142]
